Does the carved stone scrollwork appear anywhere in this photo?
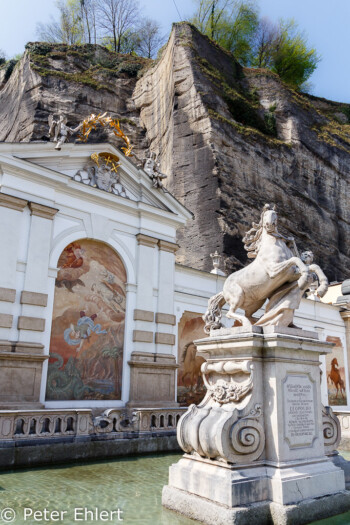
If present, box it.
[177,387,265,464]
[322,405,341,454]
[201,360,253,404]
[229,404,265,460]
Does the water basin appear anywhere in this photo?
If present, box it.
[0,452,349,524]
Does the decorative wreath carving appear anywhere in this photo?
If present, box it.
[202,360,253,404]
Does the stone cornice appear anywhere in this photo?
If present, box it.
[127,360,179,369]
[136,234,158,248]
[0,193,27,211]
[158,240,179,253]
[29,202,59,220]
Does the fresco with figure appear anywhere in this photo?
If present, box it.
[326,335,348,406]
[177,311,208,406]
[46,240,126,401]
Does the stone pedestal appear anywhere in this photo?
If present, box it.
[127,351,179,407]
[162,328,350,525]
[0,341,47,409]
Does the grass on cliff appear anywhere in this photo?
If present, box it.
[24,42,151,92]
[194,53,284,145]
[176,24,350,152]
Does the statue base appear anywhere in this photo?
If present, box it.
[162,329,349,524]
[162,485,350,525]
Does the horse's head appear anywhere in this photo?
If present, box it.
[262,206,278,234]
[331,357,339,367]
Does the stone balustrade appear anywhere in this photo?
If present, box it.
[0,407,187,441]
[0,409,93,440]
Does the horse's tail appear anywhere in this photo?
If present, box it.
[203,292,226,334]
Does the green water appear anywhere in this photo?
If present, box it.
[0,452,350,525]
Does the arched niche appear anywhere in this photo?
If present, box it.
[46,239,127,401]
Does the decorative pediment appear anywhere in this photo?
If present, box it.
[0,142,192,221]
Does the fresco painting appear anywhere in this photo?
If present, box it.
[326,335,348,406]
[177,311,208,406]
[46,240,126,401]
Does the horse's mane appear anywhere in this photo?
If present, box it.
[182,342,195,361]
[242,204,273,259]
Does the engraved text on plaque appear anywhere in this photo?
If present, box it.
[283,374,316,448]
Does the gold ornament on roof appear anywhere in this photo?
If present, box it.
[91,152,120,173]
[77,113,133,157]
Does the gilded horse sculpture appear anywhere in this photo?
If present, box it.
[203,204,328,333]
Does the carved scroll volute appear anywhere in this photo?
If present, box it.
[217,404,265,464]
[177,358,265,464]
[323,405,341,454]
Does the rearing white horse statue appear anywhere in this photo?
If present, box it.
[203,204,327,333]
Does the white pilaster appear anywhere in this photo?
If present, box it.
[18,202,58,343]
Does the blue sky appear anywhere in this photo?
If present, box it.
[0,0,349,102]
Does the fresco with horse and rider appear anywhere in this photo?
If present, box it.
[326,335,348,406]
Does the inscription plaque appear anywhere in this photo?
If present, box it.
[283,374,316,448]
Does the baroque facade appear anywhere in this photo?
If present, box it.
[0,142,350,464]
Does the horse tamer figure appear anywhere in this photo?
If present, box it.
[203,204,328,333]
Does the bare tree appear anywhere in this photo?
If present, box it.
[136,19,165,58]
[96,0,139,53]
[36,0,84,44]
[80,0,99,44]
[252,17,280,68]
[190,0,239,40]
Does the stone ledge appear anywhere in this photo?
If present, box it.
[128,360,178,370]
[134,309,154,322]
[0,434,179,470]
[132,330,153,343]
[156,312,176,325]
[29,202,59,220]
[162,486,350,525]
[0,353,48,362]
[18,316,45,332]
[136,233,158,247]
[0,193,27,211]
[158,240,179,253]
[0,341,45,355]
[0,313,13,328]
[128,351,177,365]
[20,291,48,307]
[155,332,176,345]
[0,287,16,303]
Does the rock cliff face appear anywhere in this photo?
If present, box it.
[1,25,350,281]
[0,43,149,155]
